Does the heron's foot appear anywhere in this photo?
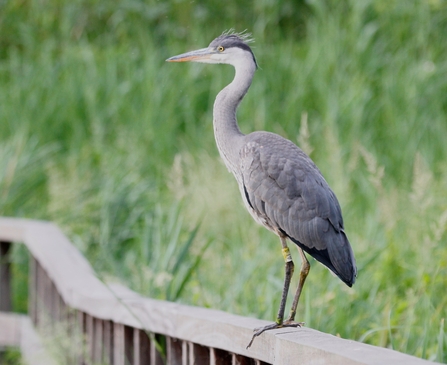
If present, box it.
[246,320,304,349]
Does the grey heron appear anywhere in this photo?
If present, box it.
[167,31,357,348]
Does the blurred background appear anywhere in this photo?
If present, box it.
[1,0,446,362]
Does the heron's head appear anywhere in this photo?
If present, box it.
[166,31,258,69]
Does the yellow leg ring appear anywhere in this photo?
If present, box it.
[282,247,293,263]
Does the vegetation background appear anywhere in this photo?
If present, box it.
[1,0,446,362]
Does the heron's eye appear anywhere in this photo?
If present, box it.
[217,46,225,52]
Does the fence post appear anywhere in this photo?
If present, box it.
[0,241,12,312]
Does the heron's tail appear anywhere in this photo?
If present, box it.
[327,229,357,287]
[288,230,357,287]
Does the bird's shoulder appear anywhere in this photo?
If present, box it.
[240,131,321,183]
[239,131,343,231]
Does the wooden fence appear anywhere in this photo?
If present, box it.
[0,217,439,365]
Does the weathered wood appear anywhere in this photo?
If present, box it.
[58,292,66,322]
[188,342,209,365]
[0,241,12,311]
[124,325,134,365]
[77,311,86,365]
[113,323,125,365]
[86,313,95,363]
[46,269,54,324]
[34,260,44,328]
[103,320,114,364]
[151,334,165,365]
[112,323,135,365]
[232,353,251,365]
[20,315,57,365]
[93,318,104,363]
[51,280,61,324]
[0,312,56,365]
[40,263,48,320]
[182,340,189,365]
[133,328,141,365]
[29,255,37,325]
[133,328,151,365]
[167,336,182,365]
[0,218,441,365]
[0,311,21,347]
[210,348,232,365]
[64,308,78,365]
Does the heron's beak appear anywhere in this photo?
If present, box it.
[166,47,215,63]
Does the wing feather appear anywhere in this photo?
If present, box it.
[240,131,356,286]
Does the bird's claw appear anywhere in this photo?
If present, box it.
[246,321,304,349]
[252,320,304,332]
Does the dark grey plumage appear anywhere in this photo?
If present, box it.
[167,31,357,347]
[240,131,356,285]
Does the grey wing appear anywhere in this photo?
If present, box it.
[240,136,357,286]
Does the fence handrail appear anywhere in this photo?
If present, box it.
[0,217,438,365]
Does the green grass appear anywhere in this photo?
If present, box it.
[1,0,447,362]
[0,349,23,365]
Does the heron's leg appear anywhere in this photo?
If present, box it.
[285,247,310,323]
[275,236,294,325]
[247,236,300,349]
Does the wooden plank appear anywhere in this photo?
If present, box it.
[111,324,137,364]
[34,260,44,329]
[133,328,140,365]
[64,308,78,365]
[0,218,440,365]
[44,268,51,324]
[133,328,151,365]
[20,314,57,365]
[0,241,12,311]
[150,334,165,365]
[51,281,61,323]
[133,296,442,365]
[166,336,182,365]
[37,261,53,328]
[114,323,125,365]
[0,218,27,242]
[0,311,21,347]
[103,320,114,364]
[182,341,188,365]
[210,348,232,365]
[42,265,52,323]
[124,325,134,365]
[188,342,209,365]
[135,329,151,365]
[232,353,257,365]
[0,312,57,365]
[77,311,86,365]
[58,295,68,324]
[93,318,104,364]
[86,314,94,363]
[29,255,37,325]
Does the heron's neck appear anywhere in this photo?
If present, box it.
[213,61,256,174]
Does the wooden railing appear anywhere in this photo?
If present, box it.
[0,217,439,365]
